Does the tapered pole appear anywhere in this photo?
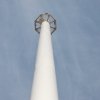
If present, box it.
[30,13,58,100]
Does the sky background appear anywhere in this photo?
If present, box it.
[0,0,100,100]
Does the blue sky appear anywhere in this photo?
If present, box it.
[0,0,100,100]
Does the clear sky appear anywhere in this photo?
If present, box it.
[0,0,100,100]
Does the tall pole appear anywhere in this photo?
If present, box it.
[30,13,58,100]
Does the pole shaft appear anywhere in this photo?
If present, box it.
[30,21,58,100]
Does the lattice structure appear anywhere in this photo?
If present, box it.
[35,13,56,34]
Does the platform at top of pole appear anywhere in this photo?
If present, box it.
[35,13,56,34]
